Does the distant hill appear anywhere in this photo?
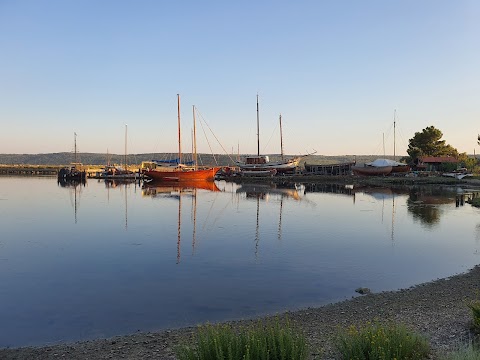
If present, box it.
[0,152,398,167]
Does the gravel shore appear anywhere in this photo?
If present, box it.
[2,265,480,359]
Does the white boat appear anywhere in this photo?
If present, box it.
[235,95,308,175]
[237,155,300,173]
[442,170,473,180]
[353,158,409,176]
[240,168,277,177]
[90,125,140,180]
[92,165,139,180]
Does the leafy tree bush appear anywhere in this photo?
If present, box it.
[407,126,459,163]
[469,300,480,333]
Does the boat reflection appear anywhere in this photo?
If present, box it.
[142,180,220,198]
[57,178,86,224]
[235,182,304,258]
[304,183,356,198]
[235,182,304,201]
[102,178,139,188]
[57,178,86,188]
[142,180,220,263]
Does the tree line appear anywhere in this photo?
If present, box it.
[402,126,478,171]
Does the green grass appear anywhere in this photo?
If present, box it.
[441,343,480,360]
[469,300,480,333]
[334,321,430,360]
[468,198,480,208]
[175,317,310,360]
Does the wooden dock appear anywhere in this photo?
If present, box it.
[0,165,60,176]
[303,161,355,176]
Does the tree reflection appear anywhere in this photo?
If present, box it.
[406,187,455,227]
[406,201,441,226]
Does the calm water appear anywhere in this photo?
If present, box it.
[1,176,480,347]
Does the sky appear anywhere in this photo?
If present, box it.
[0,0,479,157]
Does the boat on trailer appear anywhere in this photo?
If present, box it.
[352,164,393,176]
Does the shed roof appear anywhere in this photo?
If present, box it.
[420,156,458,163]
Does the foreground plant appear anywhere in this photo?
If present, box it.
[469,300,480,333]
[175,317,309,360]
[334,321,430,360]
[441,342,480,360]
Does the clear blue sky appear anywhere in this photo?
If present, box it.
[1,0,478,157]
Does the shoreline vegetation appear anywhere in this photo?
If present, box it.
[2,265,480,359]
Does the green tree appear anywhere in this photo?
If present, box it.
[457,152,468,164]
[407,126,458,161]
[464,157,477,171]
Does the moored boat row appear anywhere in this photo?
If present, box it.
[57,96,474,183]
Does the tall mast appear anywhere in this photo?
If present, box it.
[124,124,128,169]
[192,105,197,170]
[393,109,396,161]
[177,94,182,165]
[256,94,260,156]
[74,132,77,163]
[383,132,385,158]
[279,114,284,160]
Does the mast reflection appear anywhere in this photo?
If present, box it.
[57,178,86,224]
[142,180,220,263]
[236,182,303,259]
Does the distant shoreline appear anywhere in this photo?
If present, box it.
[2,265,479,359]
[1,165,479,188]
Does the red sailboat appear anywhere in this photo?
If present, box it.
[142,94,221,182]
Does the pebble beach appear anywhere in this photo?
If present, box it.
[1,265,480,359]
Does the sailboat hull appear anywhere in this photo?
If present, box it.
[235,157,300,175]
[143,167,221,182]
[352,166,392,176]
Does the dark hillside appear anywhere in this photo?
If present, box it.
[0,153,391,167]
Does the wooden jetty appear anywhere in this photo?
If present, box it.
[303,162,355,176]
[457,190,480,207]
[0,165,60,176]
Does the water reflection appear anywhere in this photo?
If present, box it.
[100,179,140,230]
[407,187,459,227]
[235,182,304,258]
[353,185,480,227]
[103,178,139,188]
[142,180,221,263]
[142,180,220,197]
[3,177,480,348]
[57,178,86,224]
[304,182,356,198]
[236,182,303,201]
